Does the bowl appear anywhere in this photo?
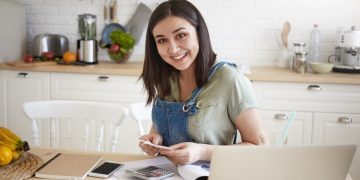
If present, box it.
[309,62,334,74]
[107,49,133,63]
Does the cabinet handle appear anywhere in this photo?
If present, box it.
[338,116,352,124]
[97,76,110,82]
[307,85,321,91]
[17,72,29,78]
[274,114,288,120]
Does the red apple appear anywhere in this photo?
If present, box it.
[23,54,34,63]
[110,44,121,53]
[42,51,55,60]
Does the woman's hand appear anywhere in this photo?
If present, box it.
[159,142,212,165]
[139,133,163,156]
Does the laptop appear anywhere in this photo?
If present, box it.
[209,144,356,180]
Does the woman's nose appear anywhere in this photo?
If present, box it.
[168,40,180,54]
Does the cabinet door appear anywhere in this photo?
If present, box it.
[50,73,146,104]
[4,70,50,145]
[313,113,360,180]
[0,71,5,126]
[261,110,312,145]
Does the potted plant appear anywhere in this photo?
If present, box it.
[107,30,135,63]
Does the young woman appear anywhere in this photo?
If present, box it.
[139,0,269,165]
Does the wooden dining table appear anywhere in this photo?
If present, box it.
[27,147,354,180]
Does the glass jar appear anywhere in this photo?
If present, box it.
[293,52,308,73]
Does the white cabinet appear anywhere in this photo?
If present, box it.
[313,113,360,180]
[2,70,50,143]
[261,110,312,145]
[253,81,360,180]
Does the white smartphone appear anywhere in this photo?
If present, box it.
[88,161,123,178]
[139,140,172,150]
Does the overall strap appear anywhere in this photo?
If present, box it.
[186,61,237,106]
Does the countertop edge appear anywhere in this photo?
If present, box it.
[1,61,360,85]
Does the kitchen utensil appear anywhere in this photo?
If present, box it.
[77,14,98,64]
[125,3,152,44]
[32,34,69,58]
[110,0,117,23]
[104,0,110,24]
[281,21,291,48]
[99,23,127,48]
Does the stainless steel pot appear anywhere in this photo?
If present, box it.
[32,34,69,58]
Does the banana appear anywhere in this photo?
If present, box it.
[11,150,22,161]
[0,130,18,145]
[0,140,17,151]
[0,127,21,142]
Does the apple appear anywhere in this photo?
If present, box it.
[110,44,121,53]
[23,54,34,63]
[42,51,55,60]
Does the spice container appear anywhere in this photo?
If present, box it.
[293,52,308,73]
[293,42,306,53]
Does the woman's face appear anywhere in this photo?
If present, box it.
[152,16,199,71]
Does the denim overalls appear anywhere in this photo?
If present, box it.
[152,61,236,146]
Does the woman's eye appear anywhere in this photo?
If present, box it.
[176,33,186,39]
[157,39,166,44]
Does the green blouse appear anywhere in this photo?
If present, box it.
[164,63,258,145]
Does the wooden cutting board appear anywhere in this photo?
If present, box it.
[6,61,57,67]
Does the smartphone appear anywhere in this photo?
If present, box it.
[126,166,174,180]
[88,161,123,178]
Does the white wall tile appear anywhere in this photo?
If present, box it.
[18,0,360,66]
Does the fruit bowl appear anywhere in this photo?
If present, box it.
[107,49,133,63]
[310,62,334,74]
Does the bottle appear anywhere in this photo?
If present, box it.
[308,24,321,62]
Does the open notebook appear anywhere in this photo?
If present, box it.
[35,153,102,179]
[209,144,356,180]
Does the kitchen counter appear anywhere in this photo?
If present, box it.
[1,61,360,84]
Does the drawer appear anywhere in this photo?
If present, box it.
[253,81,360,113]
[51,73,146,103]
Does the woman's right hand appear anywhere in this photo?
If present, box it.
[139,133,163,156]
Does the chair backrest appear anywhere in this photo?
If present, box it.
[22,100,129,152]
[129,102,152,137]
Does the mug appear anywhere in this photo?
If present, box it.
[328,55,341,64]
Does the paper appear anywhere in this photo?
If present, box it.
[177,161,210,180]
[139,140,172,150]
[110,156,183,180]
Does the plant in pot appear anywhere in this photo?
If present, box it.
[107,30,135,63]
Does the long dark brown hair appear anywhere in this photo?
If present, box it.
[140,0,216,104]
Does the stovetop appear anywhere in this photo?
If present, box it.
[333,65,360,73]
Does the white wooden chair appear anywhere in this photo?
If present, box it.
[129,102,152,137]
[22,100,129,152]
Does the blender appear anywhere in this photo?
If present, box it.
[77,14,98,64]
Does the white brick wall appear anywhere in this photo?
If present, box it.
[17,0,360,66]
